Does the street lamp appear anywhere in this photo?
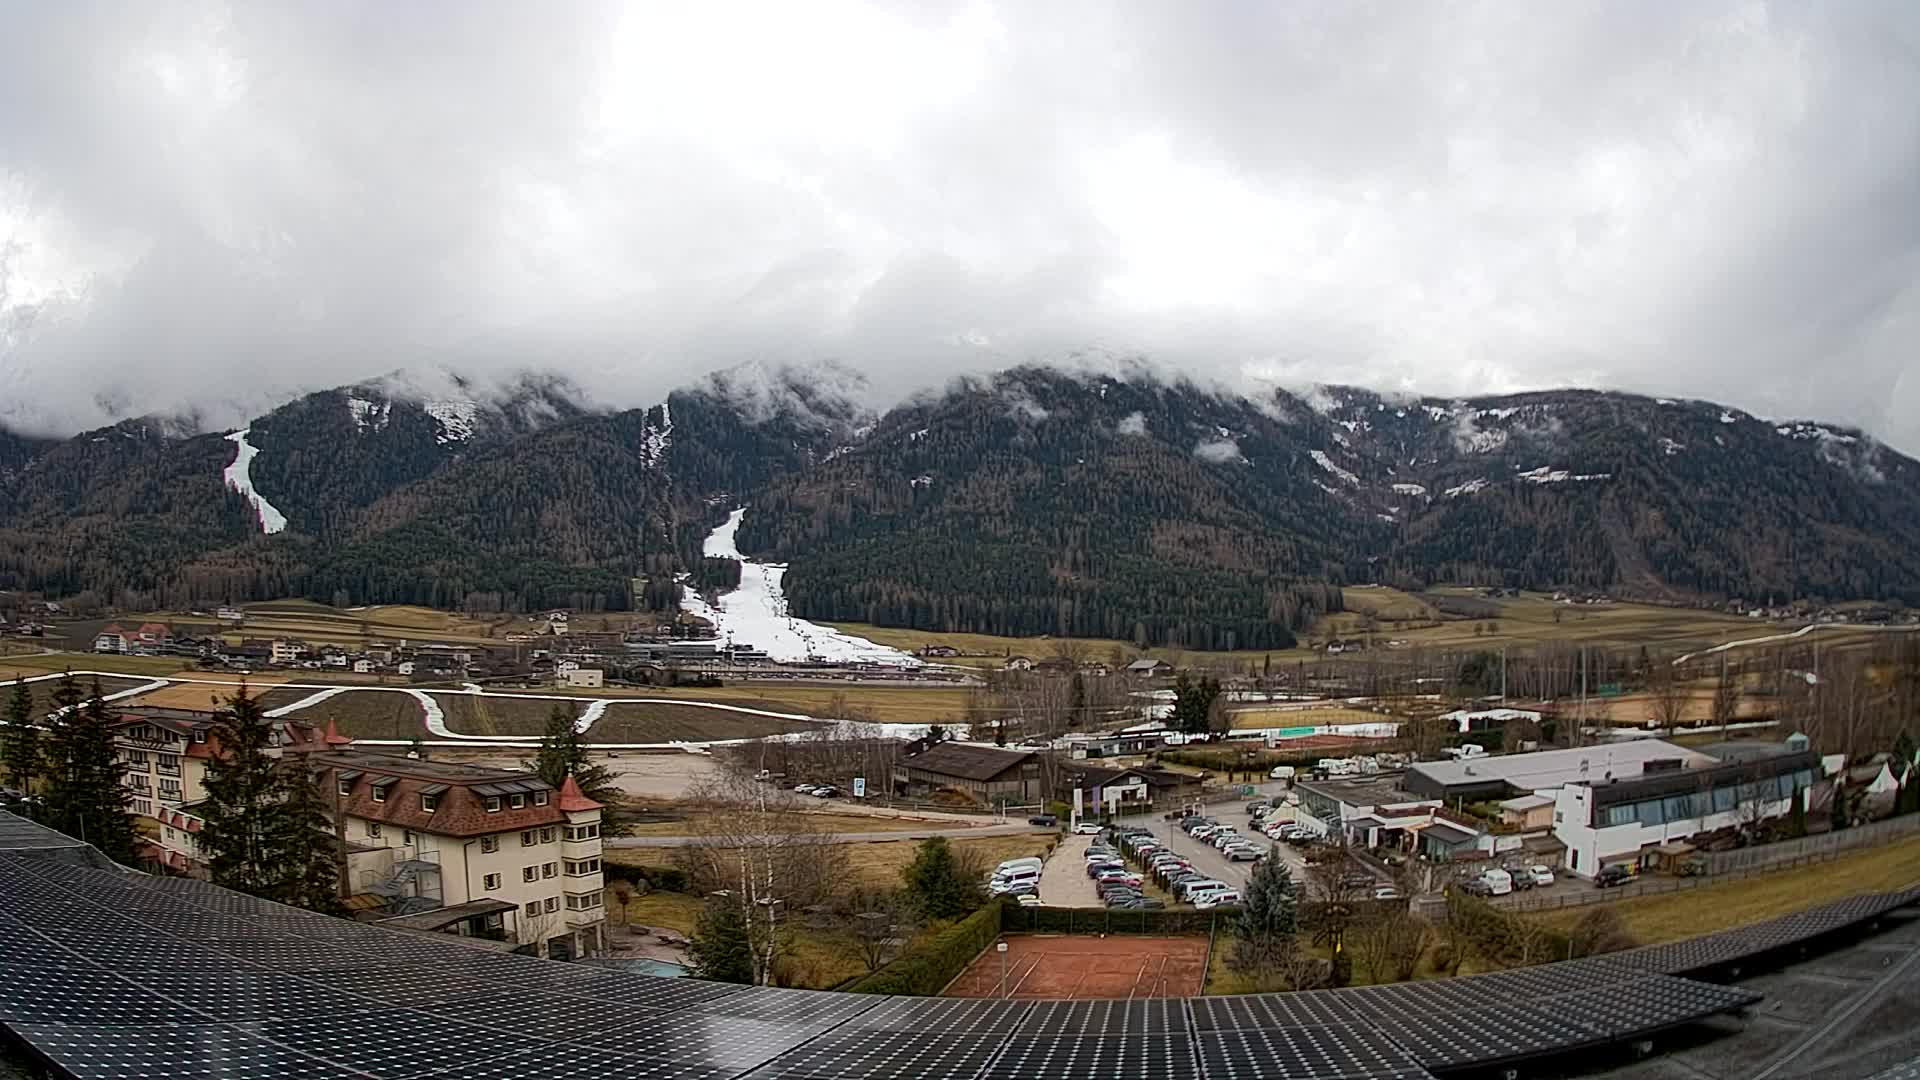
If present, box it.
[996,940,1009,999]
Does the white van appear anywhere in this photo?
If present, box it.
[990,868,1040,892]
[995,857,1044,876]
[1480,868,1513,896]
[1268,765,1297,780]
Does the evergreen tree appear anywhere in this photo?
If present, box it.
[1,677,39,800]
[687,895,755,983]
[40,677,134,863]
[1171,673,1222,737]
[900,836,983,921]
[197,689,343,911]
[1230,855,1298,976]
[524,704,624,832]
[1830,783,1851,832]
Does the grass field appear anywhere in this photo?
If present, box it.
[844,835,1056,890]
[281,690,428,739]
[488,683,974,726]
[821,623,1261,669]
[1531,834,1920,945]
[0,654,192,678]
[2,676,151,721]
[123,677,295,711]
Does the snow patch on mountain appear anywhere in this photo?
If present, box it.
[346,396,391,433]
[640,400,672,468]
[1517,465,1612,484]
[425,400,478,444]
[1775,422,1858,445]
[222,430,288,534]
[1659,437,1685,456]
[1422,405,1455,421]
[1444,477,1489,497]
[679,509,921,667]
[1195,437,1244,464]
[1720,412,1738,424]
[1391,483,1428,496]
[1310,450,1359,485]
[1457,428,1508,454]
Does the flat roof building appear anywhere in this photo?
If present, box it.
[1403,740,1718,803]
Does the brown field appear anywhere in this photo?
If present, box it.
[620,812,964,837]
[431,694,820,743]
[285,690,428,740]
[1228,705,1396,731]
[946,934,1209,999]
[487,682,974,726]
[821,623,1262,670]
[0,653,192,678]
[4,676,152,721]
[123,675,296,711]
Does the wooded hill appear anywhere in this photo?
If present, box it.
[2,364,1916,647]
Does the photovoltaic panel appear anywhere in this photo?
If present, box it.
[1189,990,1362,1031]
[8,1021,372,1080]
[0,963,189,1026]
[1197,1024,1435,1080]
[1014,997,1184,1036]
[840,995,1033,1033]
[1369,1002,1598,1070]
[230,1007,554,1078]
[560,1010,835,1073]
[740,1029,1010,1080]
[682,986,881,1027]
[423,1042,736,1080]
[983,1032,1199,1079]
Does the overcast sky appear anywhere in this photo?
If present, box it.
[2,1,1917,452]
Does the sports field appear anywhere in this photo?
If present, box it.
[944,934,1208,999]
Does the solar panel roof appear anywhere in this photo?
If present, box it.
[0,810,1894,1080]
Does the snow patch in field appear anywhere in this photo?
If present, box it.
[680,509,923,667]
[223,430,288,534]
[1422,405,1454,421]
[1445,477,1489,497]
[425,400,478,443]
[1391,483,1428,496]
[264,686,353,717]
[1310,450,1359,485]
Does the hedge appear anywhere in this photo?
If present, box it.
[846,902,1004,995]
[601,860,690,894]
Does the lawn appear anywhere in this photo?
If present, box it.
[821,622,1270,670]
[611,886,920,990]
[843,834,1056,890]
[1530,834,1920,945]
[0,675,152,721]
[0,653,192,678]
[284,690,428,739]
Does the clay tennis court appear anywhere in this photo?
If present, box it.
[943,935,1209,1000]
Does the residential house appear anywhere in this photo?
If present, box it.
[1123,658,1173,678]
[1002,656,1034,672]
[558,668,604,689]
[352,659,375,674]
[270,639,308,666]
[894,743,1046,805]
[93,625,130,654]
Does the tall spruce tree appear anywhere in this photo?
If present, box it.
[1230,854,1299,976]
[687,895,755,983]
[197,689,343,911]
[900,835,982,920]
[2,677,39,800]
[40,677,135,863]
[524,703,624,832]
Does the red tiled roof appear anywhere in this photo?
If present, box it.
[323,719,352,746]
[324,763,567,838]
[555,775,602,812]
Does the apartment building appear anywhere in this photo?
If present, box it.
[310,752,607,960]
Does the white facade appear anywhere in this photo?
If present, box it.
[1551,776,1807,876]
[558,668,604,689]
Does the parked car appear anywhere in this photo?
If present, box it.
[1225,845,1260,862]
[1459,878,1494,898]
[1525,865,1556,887]
[1028,814,1057,827]
[1372,885,1402,901]
[1073,822,1101,835]
[812,786,840,799]
[1193,889,1242,910]
[1595,865,1638,889]
[1016,893,1043,907]
[1478,869,1514,896]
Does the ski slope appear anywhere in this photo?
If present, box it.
[682,509,922,667]
[222,430,289,534]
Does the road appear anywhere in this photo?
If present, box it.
[608,822,1051,847]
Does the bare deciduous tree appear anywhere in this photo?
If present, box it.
[1647,659,1691,734]
[1353,907,1429,985]
[671,771,851,985]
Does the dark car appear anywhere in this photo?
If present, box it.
[1029,814,1057,827]
[1595,865,1638,889]
[1459,878,1494,898]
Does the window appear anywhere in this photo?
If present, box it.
[539,827,555,843]
[543,897,559,914]
[1712,785,1736,814]
[421,793,438,813]
[1662,795,1693,823]
[524,901,539,917]
[372,786,387,804]
[483,873,501,890]
[522,866,537,883]
[129,775,150,792]
[163,827,175,842]
[124,750,149,768]
[565,893,604,911]
[484,796,501,813]
[1634,800,1664,828]
[1602,804,1635,827]
[338,780,353,797]
[480,836,498,854]
[158,780,181,799]
[131,800,152,817]
[565,858,601,877]
[564,824,601,842]
[541,862,557,879]
[533,791,549,807]
[367,823,382,838]
[521,830,536,848]
[192,729,208,743]
[510,794,526,809]
[403,830,416,845]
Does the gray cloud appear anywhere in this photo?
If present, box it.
[2,1,1918,453]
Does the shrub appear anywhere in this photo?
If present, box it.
[847,902,1003,995]
[603,860,690,894]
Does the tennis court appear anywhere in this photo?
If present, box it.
[943,934,1209,999]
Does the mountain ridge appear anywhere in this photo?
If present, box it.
[2,364,1915,637]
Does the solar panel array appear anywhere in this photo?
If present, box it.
[1,810,1907,1080]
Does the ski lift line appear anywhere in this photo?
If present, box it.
[1671,622,1920,666]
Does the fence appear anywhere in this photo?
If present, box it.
[1000,904,1227,936]
[1496,814,1920,915]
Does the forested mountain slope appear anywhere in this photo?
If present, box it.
[1,363,1916,632]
